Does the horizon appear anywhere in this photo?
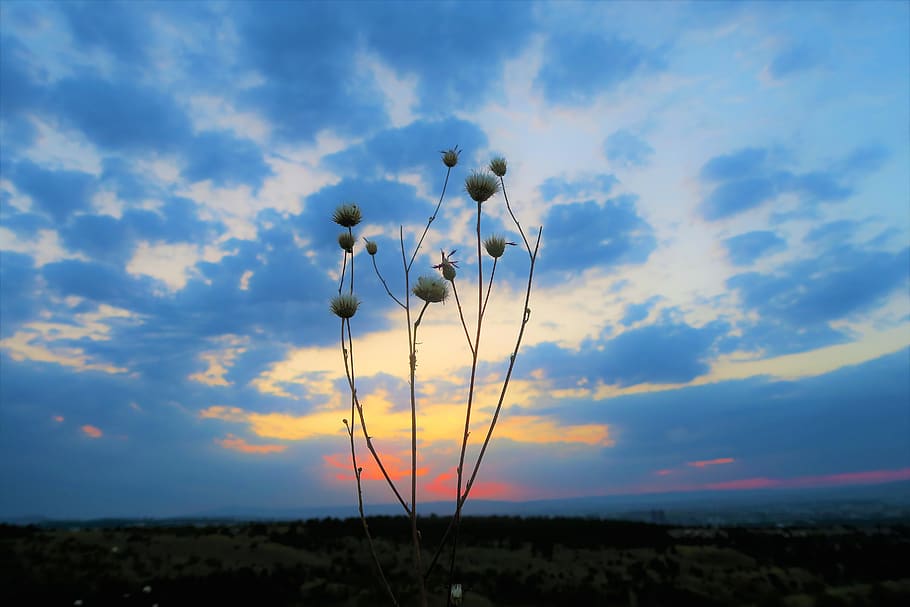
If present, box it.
[1,1,909,520]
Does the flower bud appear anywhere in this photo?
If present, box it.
[464,170,499,203]
[338,232,355,253]
[412,275,449,303]
[489,157,507,177]
[441,146,461,168]
[332,203,362,228]
[364,239,378,255]
[440,261,457,281]
[330,294,359,319]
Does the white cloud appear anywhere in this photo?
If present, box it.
[126,241,201,292]
[0,228,85,267]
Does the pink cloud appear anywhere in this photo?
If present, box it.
[81,425,102,439]
[704,468,910,492]
[655,469,673,476]
[216,434,287,454]
[688,457,735,468]
[52,415,64,423]
[323,451,427,482]
[707,477,778,490]
[424,470,532,502]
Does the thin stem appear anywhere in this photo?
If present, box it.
[402,227,429,607]
[462,227,541,504]
[337,251,348,295]
[446,200,484,602]
[500,176,532,260]
[341,311,410,515]
[427,227,541,584]
[408,166,452,272]
[372,254,406,309]
[481,258,498,318]
[341,318,399,607]
[450,281,474,356]
[348,227,355,296]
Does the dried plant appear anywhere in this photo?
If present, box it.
[331,145,541,606]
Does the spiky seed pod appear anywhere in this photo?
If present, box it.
[364,239,378,255]
[413,275,449,304]
[464,170,500,203]
[338,232,355,253]
[483,234,508,258]
[441,146,461,168]
[330,294,359,319]
[332,203,362,227]
[440,261,457,281]
[489,157,507,177]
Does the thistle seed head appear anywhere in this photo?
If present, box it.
[364,239,378,255]
[338,232,355,253]
[489,156,507,177]
[483,234,507,258]
[464,170,500,203]
[332,203,362,228]
[330,294,359,319]
[413,275,449,304]
[441,145,461,168]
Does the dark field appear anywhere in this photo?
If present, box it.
[2,517,909,607]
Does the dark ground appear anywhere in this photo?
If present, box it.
[2,516,909,606]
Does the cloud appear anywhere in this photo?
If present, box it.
[7,160,96,221]
[522,316,727,388]
[838,144,890,177]
[324,117,489,187]
[727,245,909,353]
[0,252,40,335]
[803,220,858,247]
[232,3,387,142]
[620,296,660,327]
[181,131,272,189]
[357,3,535,114]
[688,457,735,468]
[50,76,193,152]
[538,349,910,490]
[698,147,853,220]
[537,174,618,202]
[539,195,656,277]
[535,32,665,105]
[768,43,824,79]
[215,433,287,455]
[707,468,910,491]
[58,0,154,64]
[604,130,654,169]
[42,259,156,310]
[81,424,102,438]
[723,230,787,266]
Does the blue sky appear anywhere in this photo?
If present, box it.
[1,1,908,519]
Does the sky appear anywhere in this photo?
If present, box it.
[1,1,909,520]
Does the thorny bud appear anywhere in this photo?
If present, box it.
[433,249,459,281]
[489,156,507,177]
[330,294,360,319]
[464,170,500,203]
[337,232,355,253]
[364,238,378,255]
[483,234,516,258]
[441,145,461,168]
[332,203,362,228]
[412,275,449,304]
[440,262,457,281]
